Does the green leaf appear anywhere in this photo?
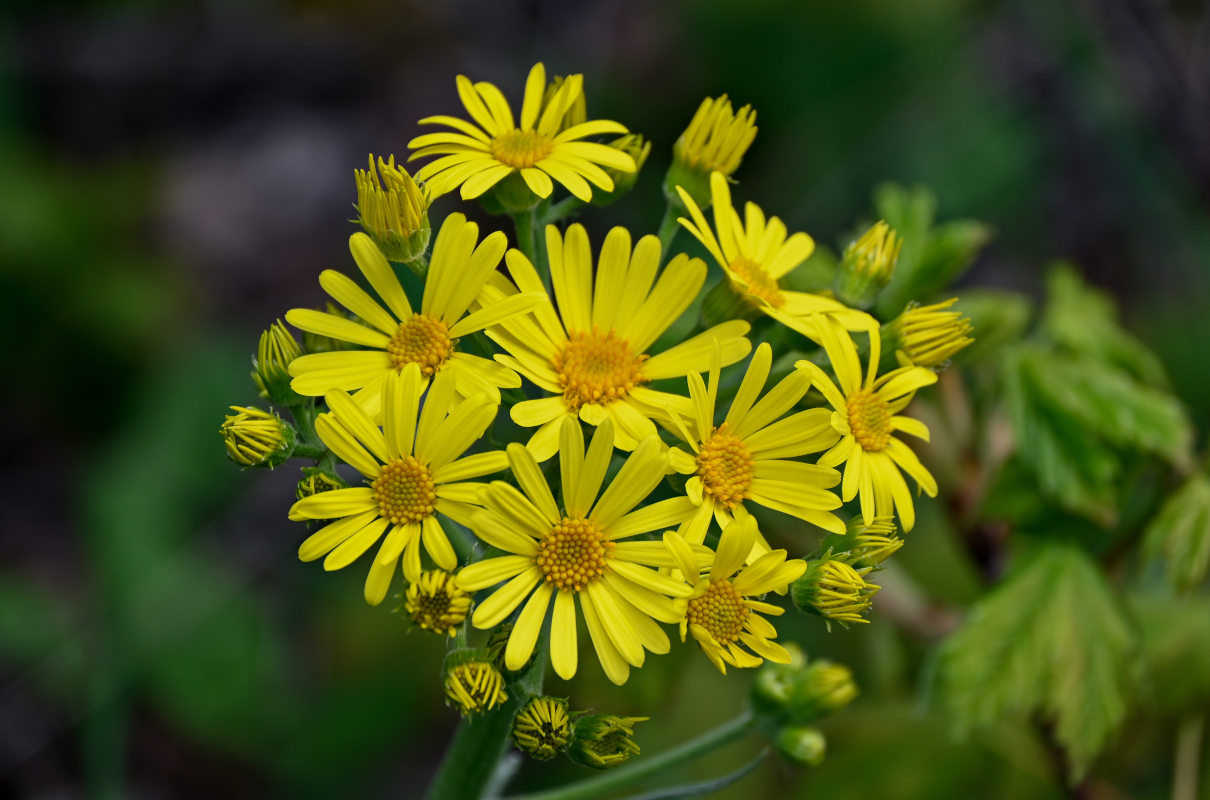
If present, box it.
[611,750,766,800]
[939,544,1134,782]
[1131,592,1210,713]
[952,289,1031,363]
[1143,474,1210,591]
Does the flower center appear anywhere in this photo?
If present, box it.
[686,579,750,645]
[728,257,784,308]
[372,456,437,524]
[536,517,614,592]
[845,389,892,452]
[490,129,555,168]
[388,314,454,376]
[404,570,471,635]
[552,330,647,410]
[696,424,754,509]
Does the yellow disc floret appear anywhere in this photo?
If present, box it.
[372,456,437,524]
[728,257,785,308]
[490,129,555,168]
[696,424,755,509]
[845,389,892,452]
[387,314,454,375]
[404,570,471,635]
[536,517,613,591]
[553,330,647,410]
[686,579,750,646]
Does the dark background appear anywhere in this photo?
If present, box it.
[2,0,1208,797]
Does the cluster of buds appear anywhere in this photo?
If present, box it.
[835,221,903,309]
[752,645,858,768]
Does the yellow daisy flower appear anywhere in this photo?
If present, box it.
[676,172,876,340]
[482,223,752,460]
[407,62,636,203]
[664,341,845,548]
[456,418,703,685]
[286,214,542,415]
[796,318,938,531]
[287,365,507,605]
[665,516,806,674]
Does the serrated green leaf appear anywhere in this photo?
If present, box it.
[1040,266,1168,386]
[939,544,1133,782]
[1131,593,1210,713]
[1143,474,1210,591]
[952,289,1031,363]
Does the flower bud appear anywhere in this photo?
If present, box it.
[590,134,651,206]
[220,406,294,468]
[567,714,646,769]
[820,516,904,570]
[251,320,302,404]
[543,75,588,132]
[403,570,471,636]
[787,660,858,722]
[791,558,879,625]
[354,154,431,263]
[884,297,974,369]
[834,221,901,309]
[513,696,572,761]
[752,642,807,712]
[295,467,347,501]
[776,726,826,768]
[665,95,756,210]
[442,650,508,716]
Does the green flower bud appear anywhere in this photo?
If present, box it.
[295,467,347,501]
[791,558,879,626]
[567,714,646,769]
[786,660,858,723]
[251,319,302,404]
[220,406,294,468]
[776,726,826,768]
[834,221,901,309]
[441,649,507,716]
[664,95,756,210]
[513,696,572,761]
[884,297,973,369]
[354,154,431,263]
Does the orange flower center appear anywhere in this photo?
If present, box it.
[846,389,892,451]
[696,424,754,509]
[490,129,555,168]
[728,257,784,308]
[686,579,749,645]
[552,330,647,410]
[536,517,614,592]
[372,456,437,524]
[388,314,454,376]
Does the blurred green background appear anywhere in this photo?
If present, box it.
[2,0,1208,797]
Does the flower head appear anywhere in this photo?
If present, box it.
[252,319,302,403]
[403,569,472,636]
[483,223,750,460]
[458,418,702,685]
[796,318,938,530]
[353,154,431,263]
[513,696,572,760]
[220,406,293,467]
[287,366,507,605]
[286,215,542,413]
[665,342,844,545]
[677,172,876,341]
[567,714,646,769]
[835,221,901,309]
[666,516,807,673]
[408,63,635,207]
[443,653,508,715]
[666,96,756,208]
[791,558,879,625]
[886,298,974,369]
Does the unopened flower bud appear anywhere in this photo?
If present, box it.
[820,516,904,570]
[513,697,572,761]
[252,320,302,404]
[567,714,646,769]
[665,95,756,209]
[354,154,431,263]
[752,642,807,712]
[885,297,974,369]
[776,726,826,768]
[442,650,508,716]
[403,570,471,636]
[791,559,879,625]
[591,134,651,206]
[787,661,858,722]
[295,467,347,501]
[220,406,294,468]
[835,221,901,309]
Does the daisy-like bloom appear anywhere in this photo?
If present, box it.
[286,215,542,415]
[287,365,507,605]
[795,318,939,531]
[482,223,751,460]
[886,298,974,368]
[665,516,807,674]
[402,569,472,636]
[664,341,845,548]
[457,418,703,685]
[513,696,572,761]
[407,62,636,203]
[677,172,877,341]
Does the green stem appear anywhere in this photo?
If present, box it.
[506,709,756,800]
[1174,715,1204,800]
[544,196,585,224]
[656,204,681,257]
[292,443,329,460]
[513,210,539,267]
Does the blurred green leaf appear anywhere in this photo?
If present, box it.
[0,572,89,706]
[952,289,1032,363]
[1143,474,1210,592]
[939,543,1133,782]
[1130,592,1210,714]
[783,246,838,294]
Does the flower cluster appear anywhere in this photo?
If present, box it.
[221,62,973,777]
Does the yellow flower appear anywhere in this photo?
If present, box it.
[286,215,542,414]
[483,223,751,460]
[403,569,472,636]
[457,418,701,685]
[796,318,938,531]
[287,365,507,605]
[665,341,845,546]
[666,96,757,207]
[677,172,876,341]
[220,406,292,467]
[444,657,508,715]
[791,558,879,625]
[887,298,974,368]
[408,62,635,203]
[666,516,807,674]
[353,154,431,263]
[513,696,572,760]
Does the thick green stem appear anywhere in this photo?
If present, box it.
[513,210,539,267]
[544,196,585,224]
[656,204,681,257]
[506,710,756,800]
[1174,715,1204,800]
